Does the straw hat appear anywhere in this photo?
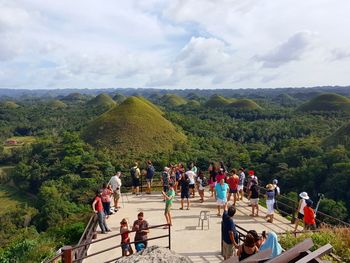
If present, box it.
[299,192,309,200]
[266,184,275,190]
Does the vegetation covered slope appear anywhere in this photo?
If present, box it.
[228,99,262,110]
[3,101,19,109]
[82,96,186,154]
[112,93,126,104]
[298,93,350,113]
[323,122,350,149]
[48,100,67,109]
[205,94,236,108]
[86,93,116,109]
[161,94,187,106]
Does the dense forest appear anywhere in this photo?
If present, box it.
[0,87,350,262]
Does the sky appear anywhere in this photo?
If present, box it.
[0,0,350,89]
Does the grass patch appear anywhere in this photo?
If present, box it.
[0,185,33,215]
[3,136,36,152]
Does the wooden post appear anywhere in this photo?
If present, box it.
[61,246,73,263]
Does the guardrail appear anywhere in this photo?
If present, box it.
[45,223,171,263]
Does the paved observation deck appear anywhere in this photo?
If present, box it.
[85,191,299,263]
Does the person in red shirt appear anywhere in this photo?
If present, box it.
[92,189,110,234]
[303,199,316,230]
[226,169,240,206]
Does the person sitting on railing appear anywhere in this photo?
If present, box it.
[303,199,316,230]
[237,233,259,261]
[92,189,111,234]
[132,212,149,251]
[259,231,282,259]
[120,218,133,256]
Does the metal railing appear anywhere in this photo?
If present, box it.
[45,223,171,263]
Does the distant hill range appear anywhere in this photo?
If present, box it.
[323,122,350,149]
[205,94,262,110]
[297,93,350,113]
[82,96,186,154]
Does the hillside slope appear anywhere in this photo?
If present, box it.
[82,96,186,154]
[298,93,350,113]
[87,93,116,109]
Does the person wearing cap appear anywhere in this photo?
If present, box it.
[248,179,259,217]
[132,212,149,251]
[294,192,309,232]
[265,184,275,223]
[108,172,122,211]
[303,199,316,230]
[92,189,111,234]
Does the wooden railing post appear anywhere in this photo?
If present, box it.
[61,246,73,263]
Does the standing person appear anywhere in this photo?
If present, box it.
[272,179,280,210]
[227,169,240,206]
[238,168,246,201]
[132,212,149,251]
[237,233,259,261]
[92,189,110,234]
[303,199,316,230]
[222,204,239,260]
[220,161,228,173]
[294,192,309,232]
[146,160,155,194]
[190,161,198,174]
[161,167,170,200]
[197,171,207,203]
[101,183,112,218]
[259,231,282,259]
[248,179,259,217]
[120,218,133,256]
[186,170,196,198]
[162,182,175,228]
[208,162,218,197]
[215,178,229,216]
[130,162,141,195]
[108,172,122,211]
[265,184,275,223]
[216,169,226,183]
[179,173,190,209]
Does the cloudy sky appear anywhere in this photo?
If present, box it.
[1,0,350,89]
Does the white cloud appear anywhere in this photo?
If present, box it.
[254,32,316,68]
[1,0,350,89]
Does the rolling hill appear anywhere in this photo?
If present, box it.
[205,94,235,108]
[112,93,126,104]
[2,101,19,109]
[82,96,186,154]
[87,93,116,109]
[297,93,350,113]
[48,100,67,109]
[160,94,187,106]
[229,99,262,110]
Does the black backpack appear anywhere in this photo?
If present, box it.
[130,167,136,178]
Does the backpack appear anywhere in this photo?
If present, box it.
[202,177,208,187]
[130,167,136,178]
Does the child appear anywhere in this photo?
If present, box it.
[303,199,316,230]
[162,182,175,228]
[120,218,133,256]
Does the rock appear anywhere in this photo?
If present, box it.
[116,245,191,263]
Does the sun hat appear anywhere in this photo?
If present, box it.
[299,192,309,199]
[266,184,275,190]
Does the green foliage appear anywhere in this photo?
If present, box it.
[298,93,350,113]
[279,228,350,262]
[160,94,187,106]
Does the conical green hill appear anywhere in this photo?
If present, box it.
[49,100,67,109]
[205,94,235,108]
[112,93,126,104]
[161,94,187,106]
[228,99,262,110]
[3,101,19,109]
[323,122,350,149]
[82,96,186,154]
[187,100,201,107]
[136,96,164,115]
[87,93,116,109]
[297,93,350,113]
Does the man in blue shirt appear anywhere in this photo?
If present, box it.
[222,204,239,260]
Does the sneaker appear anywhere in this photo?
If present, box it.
[106,229,111,232]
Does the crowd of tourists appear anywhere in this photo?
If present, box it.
[91,160,317,261]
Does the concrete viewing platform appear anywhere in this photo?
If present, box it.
[85,191,298,263]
